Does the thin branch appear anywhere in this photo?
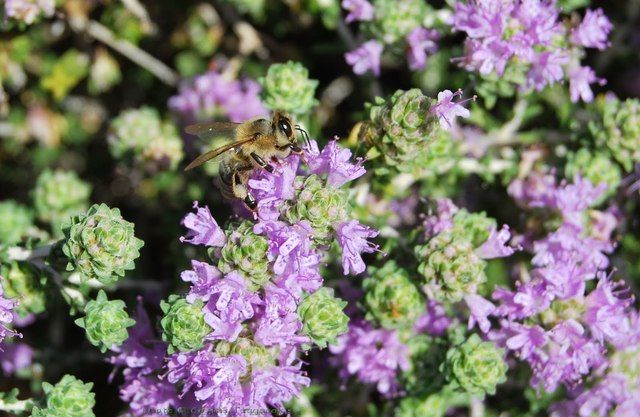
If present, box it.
[67,16,178,87]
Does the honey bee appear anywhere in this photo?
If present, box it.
[184,111,310,209]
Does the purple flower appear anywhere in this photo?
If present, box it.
[203,272,260,342]
[406,27,439,71]
[414,300,452,336]
[306,139,366,188]
[330,321,409,396]
[335,220,379,275]
[193,353,246,408]
[256,220,323,296]
[0,282,19,344]
[422,198,459,238]
[254,284,307,347]
[181,260,224,303]
[571,8,613,50]
[526,51,569,91]
[476,225,520,259]
[452,0,510,40]
[342,0,374,23]
[249,156,299,221]
[584,274,633,346]
[462,39,513,76]
[429,89,472,129]
[569,65,606,103]
[180,201,227,247]
[465,294,496,333]
[110,299,166,377]
[496,321,547,363]
[169,69,267,123]
[248,364,310,413]
[0,342,33,375]
[120,374,182,417]
[533,320,607,392]
[574,374,630,417]
[345,40,384,76]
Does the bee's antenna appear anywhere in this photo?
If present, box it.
[295,125,311,149]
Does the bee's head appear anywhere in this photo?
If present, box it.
[272,111,310,152]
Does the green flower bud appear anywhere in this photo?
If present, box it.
[441,334,507,397]
[590,97,640,171]
[41,49,89,101]
[88,48,121,94]
[259,61,319,115]
[363,0,428,44]
[285,175,349,242]
[61,203,144,285]
[0,261,47,316]
[0,200,33,245]
[565,148,621,201]
[108,107,184,171]
[297,287,349,348]
[33,170,91,233]
[160,295,211,353]
[401,335,447,396]
[451,210,496,248]
[218,221,271,291]
[75,290,135,352]
[216,337,274,375]
[416,233,487,303]
[33,375,95,417]
[363,261,424,329]
[362,89,440,168]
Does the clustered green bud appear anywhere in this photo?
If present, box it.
[416,233,487,303]
[75,290,135,352]
[0,200,33,245]
[441,334,507,397]
[32,375,95,417]
[285,175,349,242]
[259,61,319,115]
[565,148,621,201]
[216,337,274,374]
[450,210,496,248]
[160,295,211,353]
[61,203,144,284]
[297,287,349,348]
[0,262,47,316]
[362,89,440,168]
[218,221,271,290]
[363,261,424,329]
[590,97,640,171]
[33,169,91,232]
[363,0,428,44]
[108,107,184,171]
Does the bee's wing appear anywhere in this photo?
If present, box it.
[184,135,258,171]
[184,121,240,142]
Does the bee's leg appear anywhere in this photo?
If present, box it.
[232,170,257,210]
[250,152,274,173]
[289,143,303,154]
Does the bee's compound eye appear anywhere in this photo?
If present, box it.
[278,119,293,138]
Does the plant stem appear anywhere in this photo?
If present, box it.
[67,16,178,87]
